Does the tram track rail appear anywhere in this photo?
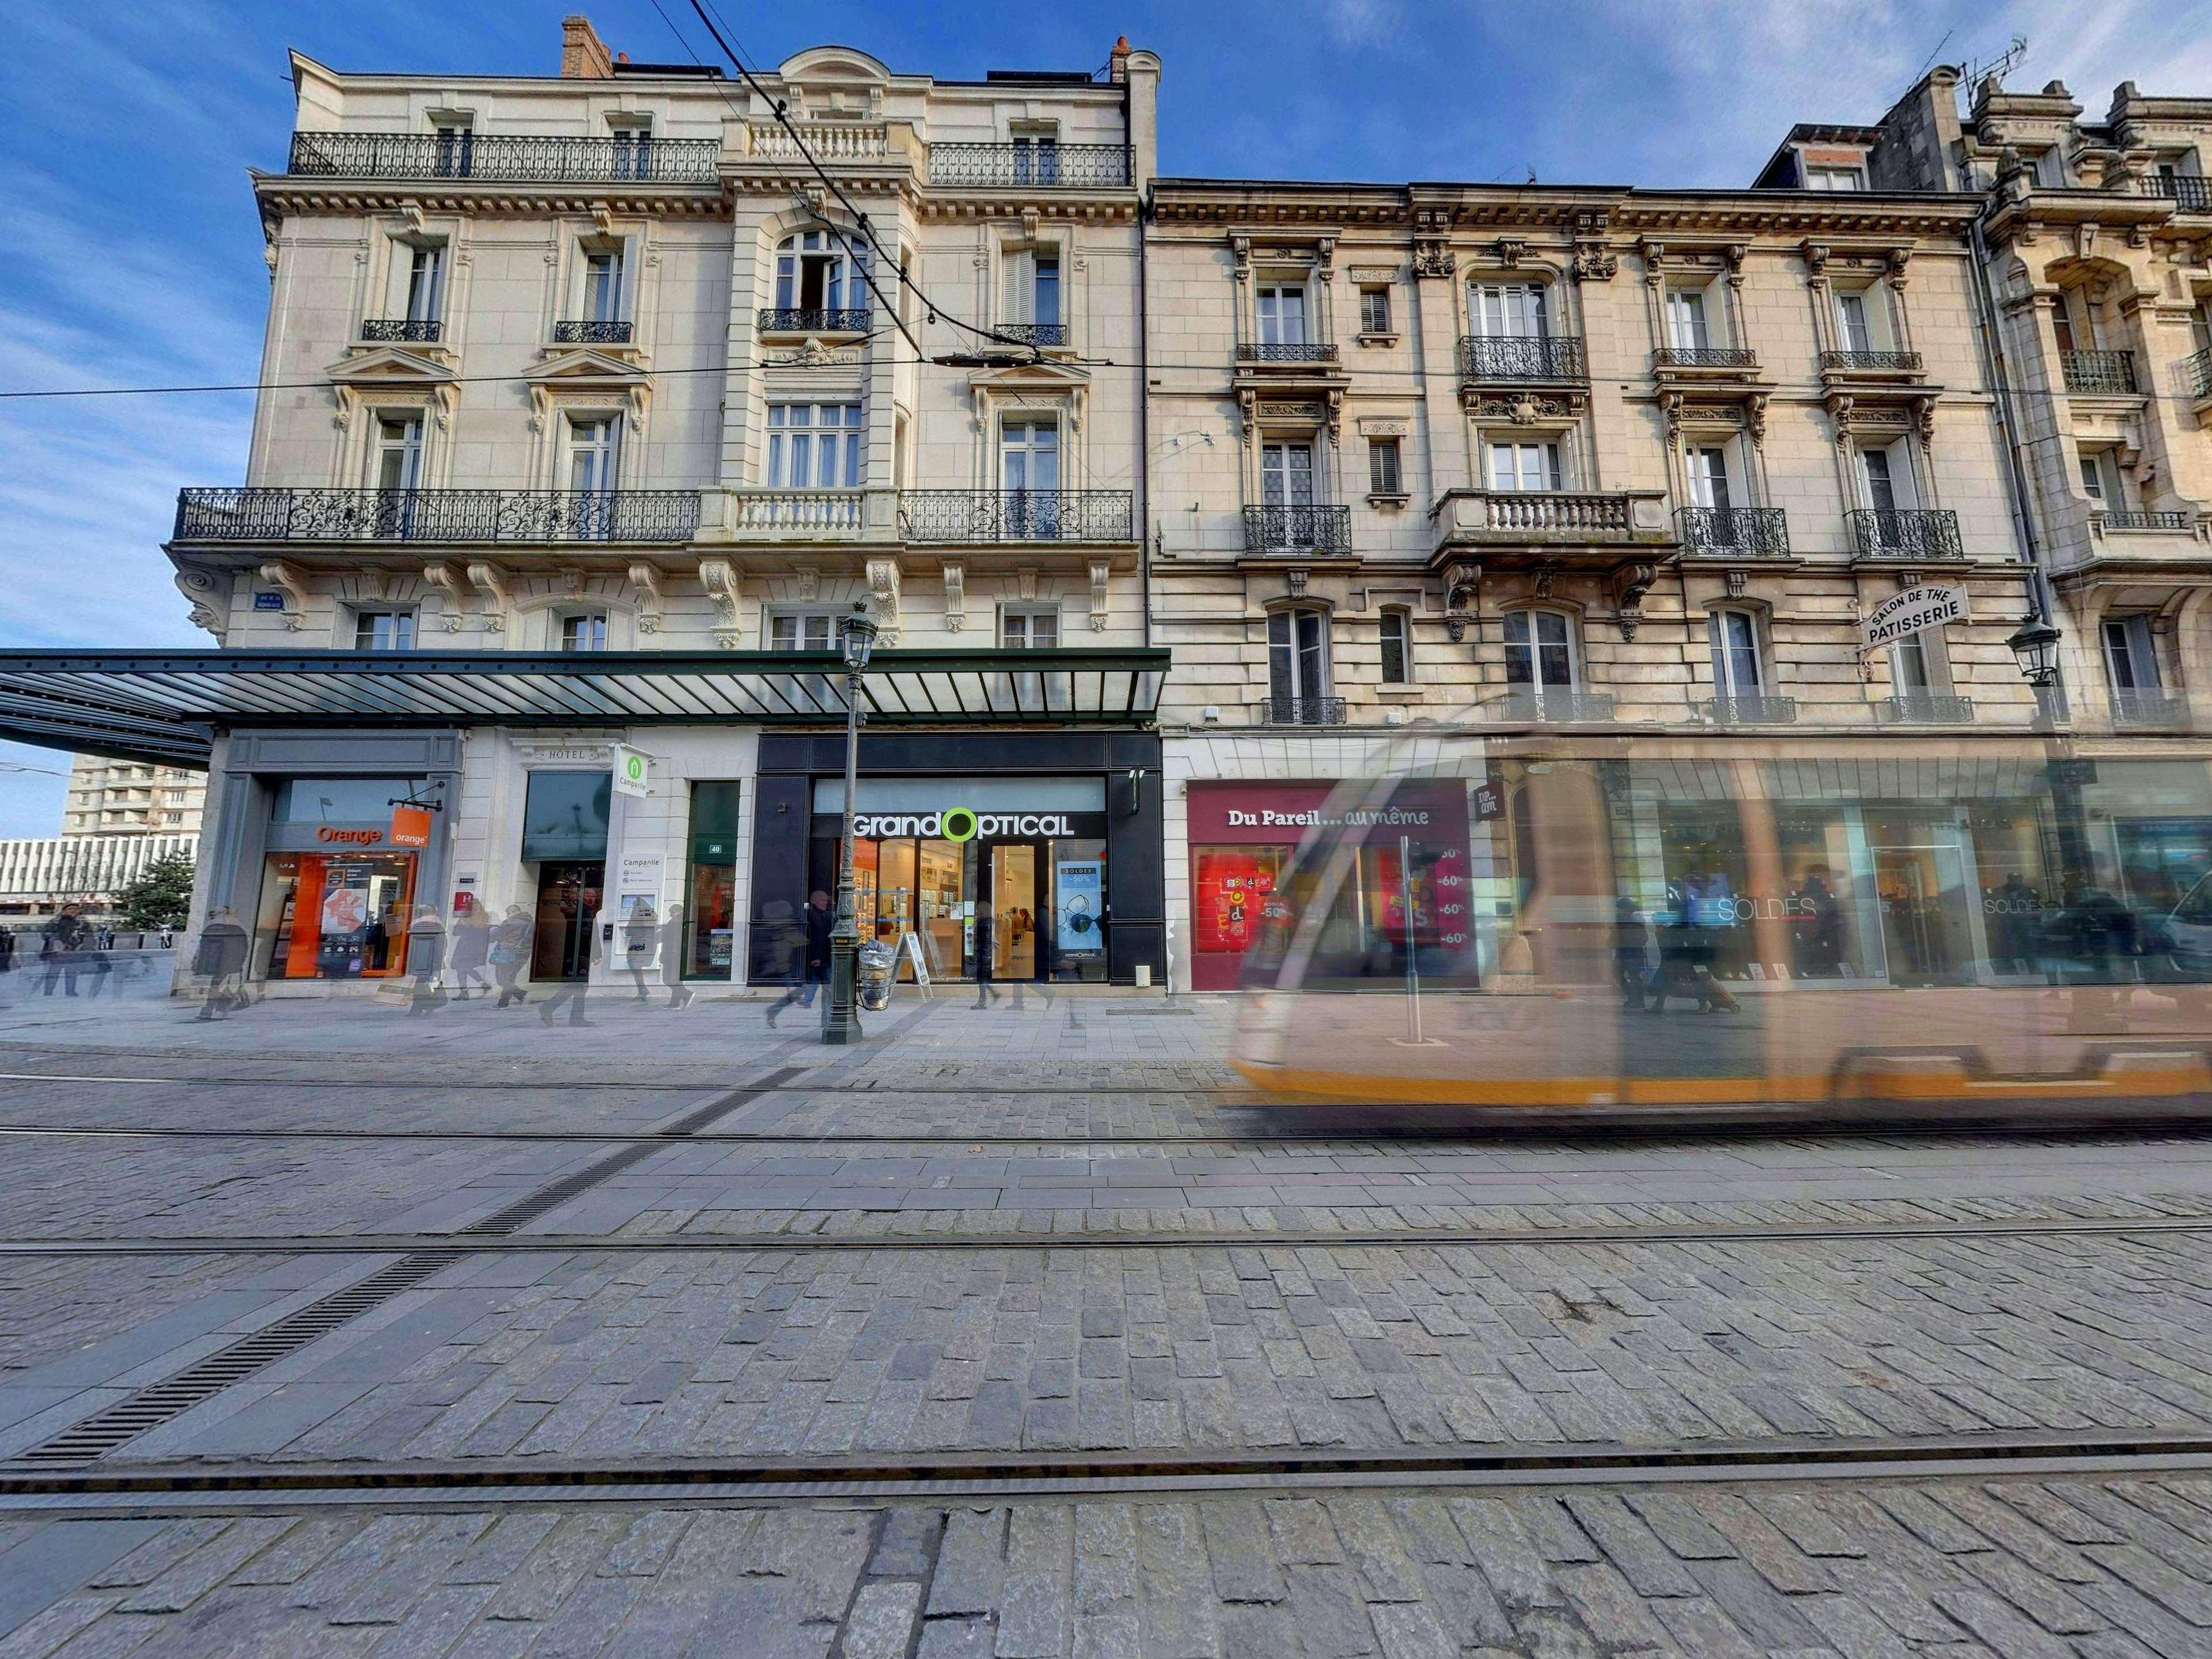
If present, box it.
[5,1431,2212,1509]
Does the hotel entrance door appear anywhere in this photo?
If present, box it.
[532,862,604,980]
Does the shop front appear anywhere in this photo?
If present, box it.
[1184,780,1479,991]
[749,731,1162,986]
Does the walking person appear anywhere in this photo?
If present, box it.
[766,891,834,1025]
[0,925,17,1003]
[81,931,114,1001]
[622,900,658,1002]
[662,902,694,1010]
[39,904,88,997]
[404,905,446,1017]
[490,905,534,1009]
[972,899,1002,1008]
[448,902,491,1001]
[537,907,599,1027]
[193,908,250,1020]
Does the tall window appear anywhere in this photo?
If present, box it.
[1359,287,1391,334]
[2103,616,2162,692]
[1834,290,1875,353]
[1003,249,1060,333]
[1001,608,1059,648]
[1379,608,1411,684]
[560,612,608,652]
[1468,282,1548,338]
[404,244,444,324]
[1004,419,1060,536]
[1687,446,1732,511]
[584,249,625,323]
[1262,440,1315,507]
[1666,287,1710,351]
[767,404,865,488]
[2078,451,2114,507]
[1256,285,1308,347]
[610,122,652,180]
[1490,440,1563,493]
[1709,610,1763,697]
[1858,444,1904,512]
[1012,130,1059,185]
[373,415,423,491]
[568,417,620,494]
[434,121,473,177]
[1368,437,1403,496]
[1503,609,1574,691]
[354,610,416,652]
[1890,634,1933,694]
[770,613,834,651]
[1268,608,1331,706]
[774,230,865,313]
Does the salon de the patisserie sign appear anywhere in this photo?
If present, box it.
[1860,584,1968,652]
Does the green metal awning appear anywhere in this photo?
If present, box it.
[0,649,1171,770]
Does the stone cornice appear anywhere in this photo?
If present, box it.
[253,174,731,221]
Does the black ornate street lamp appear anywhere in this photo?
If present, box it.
[2006,616,2065,729]
[823,602,878,1046]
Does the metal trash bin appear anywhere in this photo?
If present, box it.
[858,940,895,1011]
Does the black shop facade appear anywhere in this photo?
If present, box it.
[748,730,1165,986]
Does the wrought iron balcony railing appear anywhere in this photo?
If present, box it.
[1820,348,1923,373]
[757,308,869,335]
[173,487,700,544]
[1486,688,1618,724]
[1698,694,1798,725]
[926,143,1133,188]
[2111,688,2188,727]
[1242,505,1353,553]
[553,319,634,345]
[1236,342,1340,364]
[359,319,442,344]
[287,131,721,185]
[1457,335,1588,382]
[2188,348,2212,400]
[1257,696,1348,728]
[1849,507,1963,559]
[994,323,1067,348]
[897,489,1134,543]
[2138,175,2212,213]
[2062,349,2138,393]
[1653,345,1758,370]
[2098,510,2194,532]
[1877,694,1975,725]
[732,490,865,535]
[1677,506,1790,556]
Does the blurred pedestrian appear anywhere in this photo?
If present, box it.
[448,901,490,1000]
[622,900,658,1001]
[537,908,599,1027]
[39,904,89,997]
[193,908,250,1020]
[972,900,1001,1008]
[761,899,804,1027]
[662,902,694,1010]
[404,906,446,1016]
[490,905,534,1008]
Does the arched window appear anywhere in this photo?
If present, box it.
[774,230,868,316]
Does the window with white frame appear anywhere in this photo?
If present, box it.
[1359,286,1392,335]
[769,612,836,651]
[1001,607,1059,648]
[1002,247,1061,335]
[354,609,416,652]
[1857,441,1911,512]
[1368,437,1403,497]
[1263,440,1316,507]
[1687,445,1734,512]
[1708,609,1764,698]
[560,612,609,652]
[1889,632,1934,695]
[2103,615,2162,693]
[1011,125,1060,185]
[609,119,652,180]
[1003,419,1062,535]
[567,416,620,494]
[1665,285,1712,352]
[1488,440,1564,493]
[433,119,473,176]
[1379,608,1412,684]
[1256,285,1308,347]
[582,247,626,324]
[1503,609,1576,691]
[403,243,444,324]
[1467,282,1549,338]
[1833,288,1881,353]
[774,230,866,314]
[766,403,865,488]
[1267,608,1331,705]
[372,415,424,491]
[1804,162,1866,190]
[2078,449,2119,509]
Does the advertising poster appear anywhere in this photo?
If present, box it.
[616,854,664,922]
[1056,859,1104,956]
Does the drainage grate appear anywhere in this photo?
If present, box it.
[17,1066,804,1465]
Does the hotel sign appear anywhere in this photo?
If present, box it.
[1861,584,1967,652]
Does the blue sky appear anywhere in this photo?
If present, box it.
[2,0,2206,833]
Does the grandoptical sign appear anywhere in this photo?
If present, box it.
[1861,585,1968,652]
[851,808,1080,841]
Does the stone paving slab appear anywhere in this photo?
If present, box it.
[13,1231,2212,1468]
[3,1473,2212,1656]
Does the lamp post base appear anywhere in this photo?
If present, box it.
[821,937,862,1044]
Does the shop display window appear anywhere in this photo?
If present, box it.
[256,851,416,979]
[684,780,741,978]
[1652,806,1868,983]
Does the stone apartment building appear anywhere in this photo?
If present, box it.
[61,755,206,837]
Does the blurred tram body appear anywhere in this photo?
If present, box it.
[1229,736,2212,1123]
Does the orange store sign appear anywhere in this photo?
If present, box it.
[389,805,433,849]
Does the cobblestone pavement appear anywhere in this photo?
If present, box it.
[5,1476,2212,1657]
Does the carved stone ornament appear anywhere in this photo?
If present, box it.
[175,569,228,642]
[1346,265,1401,284]
[627,564,664,635]
[1725,569,1748,600]
[1286,568,1309,599]
[766,338,862,368]
[1257,401,1325,421]
[1357,416,1410,437]
[1613,562,1658,639]
[1018,567,1040,601]
[941,560,966,632]
[697,558,741,649]
[794,567,820,602]
[1468,394,1580,423]
[1089,560,1111,632]
[866,558,902,643]
[1571,244,1618,282]
[1497,238,1527,268]
[1801,240,1831,277]
[1747,393,1769,447]
[256,561,309,631]
[1412,239,1456,279]
[1532,564,1557,601]
[1444,561,1481,612]
[465,563,510,632]
[1912,395,1937,446]
[422,562,468,631]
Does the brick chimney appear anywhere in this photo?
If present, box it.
[561,15,614,79]
[1109,35,1131,83]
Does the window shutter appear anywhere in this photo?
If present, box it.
[1002,250,1033,326]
